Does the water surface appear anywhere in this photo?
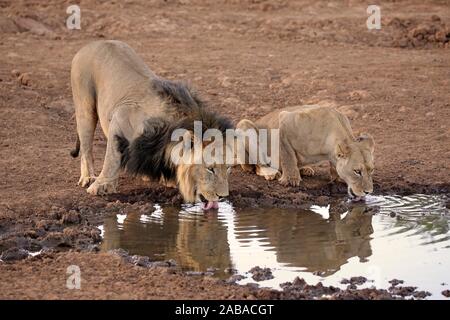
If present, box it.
[100,194,450,298]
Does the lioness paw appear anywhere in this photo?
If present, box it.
[300,166,315,177]
[279,174,301,187]
[78,176,96,188]
[86,180,117,195]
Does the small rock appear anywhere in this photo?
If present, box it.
[0,247,29,262]
[224,267,237,274]
[431,15,441,22]
[61,210,81,224]
[108,248,129,257]
[413,291,431,299]
[388,279,404,286]
[249,266,274,281]
[131,255,151,267]
[389,285,417,297]
[245,283,260,289]
[11,69,21,77]
[442,290,450,297]
[14,17,57,38]
[435,30,448,43]
[185,271,204,276]
[0,17,19,33]
[18,73,31,86]
[340,276,367,286]
[226,274,245,284]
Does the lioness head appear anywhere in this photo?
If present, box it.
[335,133,375,200]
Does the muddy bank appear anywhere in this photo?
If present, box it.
[0,251,434,300]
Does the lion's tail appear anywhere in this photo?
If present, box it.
[70,134,80,158]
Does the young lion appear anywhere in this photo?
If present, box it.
[237,105,375,200]
[70,40,232,209]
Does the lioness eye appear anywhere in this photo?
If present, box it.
[354,170,361,176]
[206,168,214,174]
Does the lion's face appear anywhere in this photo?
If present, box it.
[196,164,230,205]
[335,134,375,200]
[175,140,231,210]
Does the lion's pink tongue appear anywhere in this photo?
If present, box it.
[202,201,219,211]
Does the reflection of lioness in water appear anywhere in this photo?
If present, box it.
[70,40,232,209]
[237,105,375,199]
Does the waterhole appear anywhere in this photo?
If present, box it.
[100,194,449,298]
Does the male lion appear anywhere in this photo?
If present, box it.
[70,40,232,209]
[237,105,375,200]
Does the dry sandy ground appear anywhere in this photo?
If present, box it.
[0,0,449,299]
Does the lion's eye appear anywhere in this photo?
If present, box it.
[206,168,215,175]
[354,170,362,176]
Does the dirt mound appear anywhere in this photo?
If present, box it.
[387,15,450,48]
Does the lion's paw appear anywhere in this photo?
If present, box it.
[300,166,315,177]
[78,176,96,188]
[256,166,281,181]
[86,180,117,195]
[279,174,301,187]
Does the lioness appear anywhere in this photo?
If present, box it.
[70,40,232,209]
[237,105,375,200]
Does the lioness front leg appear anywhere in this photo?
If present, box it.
[300,166,315,177]
[278,137,301,187]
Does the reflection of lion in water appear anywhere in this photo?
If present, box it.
[70,40,232,208]
[101,204,373,276]
[234,205,374,275]
[101,208,232,272]
[237,105,375,200]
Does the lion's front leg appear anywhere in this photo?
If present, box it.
[86,139,120,195]
[256,165,281,181]
[87,123,122,196]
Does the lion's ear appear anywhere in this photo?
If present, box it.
[356,133,374,153]
[335,141,350,159]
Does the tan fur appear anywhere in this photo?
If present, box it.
[237,105,375,197]
[71,40,229,202]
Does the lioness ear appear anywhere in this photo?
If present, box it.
[356,133,374,153]
[335,142,350,159]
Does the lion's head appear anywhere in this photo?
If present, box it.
[117,107,233,210]
[169,118,233,210]
[335,133,375,200]
[177,163,230,210]
[175,137,231,210]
